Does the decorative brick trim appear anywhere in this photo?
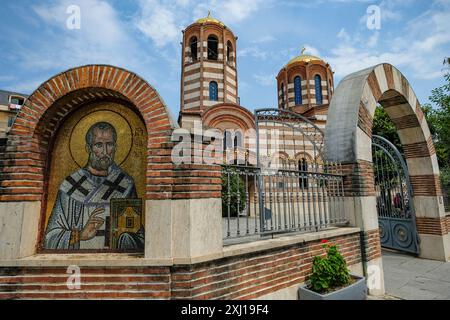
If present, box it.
[340,161,375,197]
[416,100,425,123]
[0,266,171,299]
[0,232,367,300]
[390,114,420,130]
[358,103,373,138]
[383,64,395,90]
[379,93,409,108]
[416,216,449,236]
[361,229,382,262]
[403,136,436,159]
[367,71,382,101]
[170,232,362,300]
[410,175,442,196]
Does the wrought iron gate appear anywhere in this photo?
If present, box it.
[372,135,419,254]
[221,108,348,244]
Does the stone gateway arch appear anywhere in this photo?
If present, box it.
[324,63,449,294]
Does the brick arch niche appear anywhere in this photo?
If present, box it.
[324,63,449,294]
[0,65,224,260]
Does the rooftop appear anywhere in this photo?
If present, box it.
[0,89,28,106]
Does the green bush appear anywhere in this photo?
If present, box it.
[221,168,247,217]
[308,241,351,294]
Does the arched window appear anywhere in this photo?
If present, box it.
[298,158,309,189]
[227,41,233,62]
[315,75,323,105]
[223,130,231,150]
[233,131,242,148]
[209,81,218,101]
[280,83,285,109]
[189,36,198,61]
[294,76,302,105]
[207,35,218,60]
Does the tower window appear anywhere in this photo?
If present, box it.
[209,81,218,101]
[223,130,232,150]
[207,35,218,60]
[298,158,309,189]
[234,131,243,149]
[315,75,323,105]
[280,83,285,109]
[227,41,233,62]
[294,76,302,105]
[189,36,198,61]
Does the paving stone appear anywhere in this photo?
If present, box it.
[382,251,450,300]
[389,285,440,300]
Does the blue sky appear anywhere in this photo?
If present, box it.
[0,0,449,119]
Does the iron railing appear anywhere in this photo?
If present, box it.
[443,187,450,212]
[221,162,348,244]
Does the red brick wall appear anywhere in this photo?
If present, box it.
[0,266,171,299]
[340,161,376,197]
[171,232,362,300]
[0,232,364,300]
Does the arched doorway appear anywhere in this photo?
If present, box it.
[0,65,177,258]
[324,63,449,295]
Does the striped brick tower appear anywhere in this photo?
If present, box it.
[179,12,238,130]
[325,63,449,295]
[276,49,334,113]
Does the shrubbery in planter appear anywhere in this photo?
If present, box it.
[308,240,352,294]
[298,239,367,300]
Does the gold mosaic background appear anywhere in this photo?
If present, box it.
[45,101,147,226]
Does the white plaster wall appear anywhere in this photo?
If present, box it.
[0,201,41,260]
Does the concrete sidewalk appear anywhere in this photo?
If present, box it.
[381,250,450,300]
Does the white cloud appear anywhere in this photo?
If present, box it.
[134,0,265,48]
[326,0,450,81]
[253,73,275,86]
[29,0,143,70]
[136,0,181,48]
[238,46,268,59]
[252,35,276,44]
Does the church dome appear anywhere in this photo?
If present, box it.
[196,12,225,27]
[286,48,325,66]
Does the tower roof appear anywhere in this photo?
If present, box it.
[286,47,325,66]
[196,11,225,27]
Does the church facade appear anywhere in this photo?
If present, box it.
[0,13,448,299]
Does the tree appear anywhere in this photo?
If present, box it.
[422,70,450,194]
[372,106,403,152]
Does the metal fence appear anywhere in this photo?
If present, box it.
[221,161,348,244]
[443,187,450,212]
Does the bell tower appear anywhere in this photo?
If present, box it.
[276,47,334,114]
[179,12,238,128]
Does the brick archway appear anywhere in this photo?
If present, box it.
[324,63,449,294]
[202,103,255,131]
[0,64,223,260]
[1,65,177,203]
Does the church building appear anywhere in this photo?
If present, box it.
[0,12,447,300]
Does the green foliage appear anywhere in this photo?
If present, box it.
[308,243,351,294]
[221,168,247,217]
[423,70,450,195]
[373,106,403,152]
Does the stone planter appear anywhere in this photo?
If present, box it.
[298,275,367,300]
